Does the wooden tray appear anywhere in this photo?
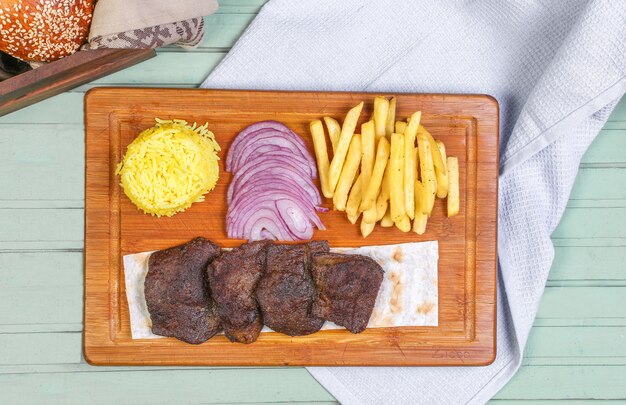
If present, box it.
[0,49,154,117]
[84,88,498,366]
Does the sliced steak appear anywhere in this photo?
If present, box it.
[311,252,384,333]
[207,240,271,344]
[256,240,328,336]
[145,237,222,344]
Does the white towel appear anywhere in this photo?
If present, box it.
[201,0,626,403]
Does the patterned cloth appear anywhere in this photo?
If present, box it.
[85,0,219,50]
[201,1,626,404]
[86,18,205,49]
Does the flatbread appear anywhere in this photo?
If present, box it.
[123,241,438,339]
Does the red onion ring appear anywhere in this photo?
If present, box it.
[226,121,326,241]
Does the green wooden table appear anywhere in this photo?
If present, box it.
[1,1,624,403]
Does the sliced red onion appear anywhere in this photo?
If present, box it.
[229,180,317,218]
[227,190,321,237]
[275,199,315,240]
[227,189,323,240]
[229,137,317,178]
[233,149,317,178]
[226,120,326,241]
[226,127,316,177]
[231,208,292,241]
[228,121,308,164]
[227,160,320,204]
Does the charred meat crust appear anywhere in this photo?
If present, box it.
[256,241,329,336]
[207,240,271,344]
[311,252,384,333]
[145,238,385,343]
[145,237,222,344]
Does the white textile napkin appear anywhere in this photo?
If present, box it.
[201,1,626,403]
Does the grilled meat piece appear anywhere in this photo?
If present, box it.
[207,240,271,344]
[145,237,222,344]
[311,252,384,333]
[256,240,328,336]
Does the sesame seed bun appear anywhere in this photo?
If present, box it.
[0,0,94,62]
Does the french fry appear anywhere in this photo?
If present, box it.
[380,208,394,227]
[376,197,388,222]
[375,160,392,221]
[415,146,420,181]
[434,139,448,197]
[360,121,375,203]
[447,157,459,217]
[385,97,397,137]
[403,111,421,219]
[413,180,428,234]
[395,121,407,134]
[345,172,363,218]
[418,125,448,198]
[347,211,360,225]
[323,116,341,153]
[395,215,411,232]
[310,120,333,198]
[373,97,389,139]
[417,132,437,215]
[360,137,390,212]
[389,132,406,222]
[328,102,363,192]
[436,140,448,166]
[362,205,378,224]
[360,219,376,238]
[360,120,378,224]
[333,134,362,211]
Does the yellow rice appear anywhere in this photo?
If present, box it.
[115,119,221,217]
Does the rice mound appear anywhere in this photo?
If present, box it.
[115,118,221,217]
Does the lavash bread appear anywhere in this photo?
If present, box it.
[0,0,94,62]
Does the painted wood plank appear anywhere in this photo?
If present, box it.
[494,365,626,399]
[552,207,626,239]
[216,0,267,14]
[522,326,626,365]
[0,363,298,375]
[0,209,83,244]
[0,368,334,404]
[551,246,626,281]
[607,95,626,119]
[2,325,623,370]
[0,252,82,328]
[580,129,626,164]
[535,287,626,323]
[602,120,626,130]
[569,168,626,200]
[490,401,626,404]
[0,333,81,365]
[0,363,623,403]
[0,94,84,124]
[552,238,626,247]
[201,13,257,49]
[0,125,84,203]
[89,52,226,86]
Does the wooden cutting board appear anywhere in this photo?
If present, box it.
[84,88,498,366]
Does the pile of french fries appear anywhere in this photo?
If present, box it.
[310,96,459,238]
